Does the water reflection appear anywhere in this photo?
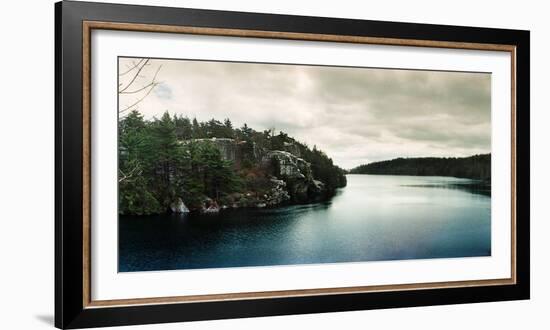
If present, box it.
[119,174,491,272]
[401,181,491,196]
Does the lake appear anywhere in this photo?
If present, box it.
[119,174,491,272]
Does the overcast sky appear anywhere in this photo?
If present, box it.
[119,57,491,170]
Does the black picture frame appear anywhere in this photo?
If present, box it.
[55,1,530,328]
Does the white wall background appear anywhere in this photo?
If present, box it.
[0,0,546,329]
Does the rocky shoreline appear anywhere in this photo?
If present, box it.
[119,112,347,216]
[167,141,339,214]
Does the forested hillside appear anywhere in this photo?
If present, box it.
[349,154,491,180]
[119,110,347,215]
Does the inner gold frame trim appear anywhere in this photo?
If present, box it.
[82,20,517,308]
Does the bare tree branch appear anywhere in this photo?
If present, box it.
[119,82,158,113]
[118,59,150,93]
[118,165,143,183]
[118,59,162,116]
[119,58,145,76]
[119,65,162,94]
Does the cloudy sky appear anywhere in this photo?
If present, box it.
[119,57,491,170]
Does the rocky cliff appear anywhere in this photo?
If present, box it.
[183,139,332,210]
[118,112,347,216]
[262,150,326,203]
[187,138,262,165]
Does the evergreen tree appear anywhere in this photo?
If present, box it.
[349,154,491,180]
[147,112,182,209]
[118,111,347,215]
[224,118,233,130]
[192,118,200,138]
[118,110,163,214]
[174,114,192,140]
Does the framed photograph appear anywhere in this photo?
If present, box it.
[55,1,530,328]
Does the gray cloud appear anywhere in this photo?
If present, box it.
[119,57,491,169]
[154,83,173,100]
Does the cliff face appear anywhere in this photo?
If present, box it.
[281,142,301,158]
[263,151,311,179]
[187,138,242,162]
[262,150,327,203]
[205,138,239,162]
[192,139,331,207]
[191,138,262,165]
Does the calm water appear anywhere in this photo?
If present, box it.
[119,175,491,272]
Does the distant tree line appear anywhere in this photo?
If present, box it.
[119,110,346,215]
[349,154,491,180]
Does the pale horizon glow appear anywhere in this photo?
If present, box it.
[119,57,491,170]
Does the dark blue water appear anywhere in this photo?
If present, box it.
[119,174,491,272]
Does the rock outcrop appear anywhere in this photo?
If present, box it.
[282,141,301,157]
[263,151,311,179]
[184,138,263,165]
[177,140,333,211]
[202,198,221,213]
[170,197,190,213]
[207,138,238,162]
[262,150,326,203]
[219,178,290,209]
[265,178,291,205]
